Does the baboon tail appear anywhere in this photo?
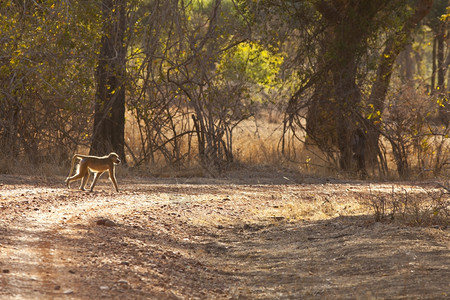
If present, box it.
[68,154,82,178]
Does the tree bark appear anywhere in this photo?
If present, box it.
[436,20,448,123]
[432,35,437,90]
[90,0,127,162]
[366,0,433,177]
[312,0,375,173]
[437,21,446,92]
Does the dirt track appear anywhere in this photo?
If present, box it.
[0,174,449,299]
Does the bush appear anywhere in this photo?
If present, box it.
[366,183,449,227]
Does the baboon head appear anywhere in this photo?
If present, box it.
[109,152,121,165]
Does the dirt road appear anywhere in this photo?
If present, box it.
[0,174,449,299]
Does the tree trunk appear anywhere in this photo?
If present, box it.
[90,0,127,162]
[432,35,437,91]
[304,39,337,158]
[399,44,414,85]
[309,0,384,174]
[436,21,448,123]
[366,0,433,177]
[305,77,336,154]
[437,22,445,91]
[331,59,363,171]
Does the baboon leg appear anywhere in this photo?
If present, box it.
[80,172,90,191]
[108,170,119,192]
[90,172,104,192]
[66,172,85,188]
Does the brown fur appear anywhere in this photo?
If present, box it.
[65,152,121,192]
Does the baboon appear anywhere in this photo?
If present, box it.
[65,152,121,192]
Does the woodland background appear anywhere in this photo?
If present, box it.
[0,0,449,180]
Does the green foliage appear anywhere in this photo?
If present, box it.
[0,0,101,159]
[218,41,283,89]
[0,0,100,102]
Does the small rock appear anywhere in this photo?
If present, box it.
[2,269,10,273]
[63,290,74,294]
[120,261,130,266]
[96,218,106,225]
[100,286,109,291]
[68,270,76,274]
[96,218,117,227]
[54,285,61,290]
[117,279,130,289]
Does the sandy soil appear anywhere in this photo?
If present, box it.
[0,173,449,299]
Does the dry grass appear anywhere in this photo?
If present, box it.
[1,107,449,183]
[0,156,66,177]
[254,197,366,224]
[364,184,450,227]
